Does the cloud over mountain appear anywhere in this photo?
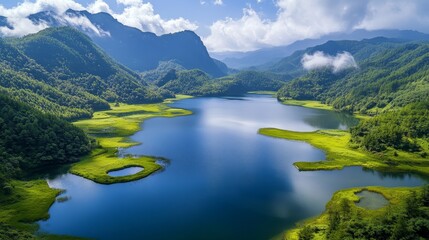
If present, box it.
[204,0,429,52]
[0,0,197,37]
[2,0,429,52]
[301,51,358,73]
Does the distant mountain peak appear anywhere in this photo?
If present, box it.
[0,16,13,30]
[22,9,226,77]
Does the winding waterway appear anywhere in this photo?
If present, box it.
[39,95,426,240]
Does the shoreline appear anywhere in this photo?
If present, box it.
[279,98,370,120]
[0,95,194,239]
[258,128,429,175]
[70,95,193,184]
[282,186,421,240]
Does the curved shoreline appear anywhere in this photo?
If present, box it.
[70,95,193,184]
[283,186,420,240]
[258,128,429,175]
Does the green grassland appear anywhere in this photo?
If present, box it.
[0,95,192,238]
[283,186,418,240]
[0,180,60,230]
[280,98,370,120]
[248,91,277,95]
[280,99,334,111]
[71,95,192,184]
[258,128,429,175]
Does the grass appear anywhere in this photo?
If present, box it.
[279,98,370,120]
[258,128,429,175]
[248,91,277,95]
[71,95,192,184]
[280,99,334,111]
[0,96,193,238]
[0,180,61,232]
[283,186,417,240]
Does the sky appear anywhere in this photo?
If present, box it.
[1,0,429,52]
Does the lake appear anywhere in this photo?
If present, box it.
[39,95,426,240]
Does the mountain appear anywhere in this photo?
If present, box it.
[212,29,429,69]
[278,38,429,115]
[0,27,170,120]
[25,9,226,77]
[276,37,429,157]
[156,69,287,96]
[0,16,12,29]
[262,37,409,79]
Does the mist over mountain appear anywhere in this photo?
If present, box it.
[2,9,226,78]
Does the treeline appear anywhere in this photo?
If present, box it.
[300,186,429,240]
[351,101,429,152]
[0,27,171,120]
[0,94,92,192]
[149,69,288,96]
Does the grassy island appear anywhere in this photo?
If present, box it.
[71,95,192,184]
[0,96,192,239]
[283,186,428,240]
[259,128,429,175]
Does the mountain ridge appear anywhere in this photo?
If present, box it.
[212,29,429,69]
[21,9,227,77]
[0,27,170,120]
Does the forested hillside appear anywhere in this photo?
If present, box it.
[263,37,407,78]
[154,69,287,96]
[0,94,92,191]
[278,40,429,114]
[27,10,227,77]
[351,101,429,153]
[276,38,429,156]
[0,27,171,120]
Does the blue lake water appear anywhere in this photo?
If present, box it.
[107,167,144,177]
[39,95,426,240]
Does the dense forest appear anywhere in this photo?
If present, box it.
[351,101,429,152]
[0,94,92,193]
[150,69,288,96]
[275,38,429,157]
[261,37,406,76]
[278,40,429,115]
[0,27,172,120]
[299,186,429,240]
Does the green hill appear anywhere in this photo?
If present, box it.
[0,94,92,187]
[156,69,287,96]
[278,41,429,114]
[0,27,170,120]
[261,37,407,82]
[277,38,429,155]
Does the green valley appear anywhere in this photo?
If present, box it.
[1,2,429,239]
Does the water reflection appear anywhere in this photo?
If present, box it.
[39,95,426,240]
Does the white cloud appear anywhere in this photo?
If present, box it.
[0,0,85,37]
[63,13,111,37]
[0,16,49,37]
[87,0,113,14]
[116,0,142,6]
[301,51,357,73]
[0,0,197,37]
[204,0,429,52]
[214,0,223,6]
[114,0,197,35]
